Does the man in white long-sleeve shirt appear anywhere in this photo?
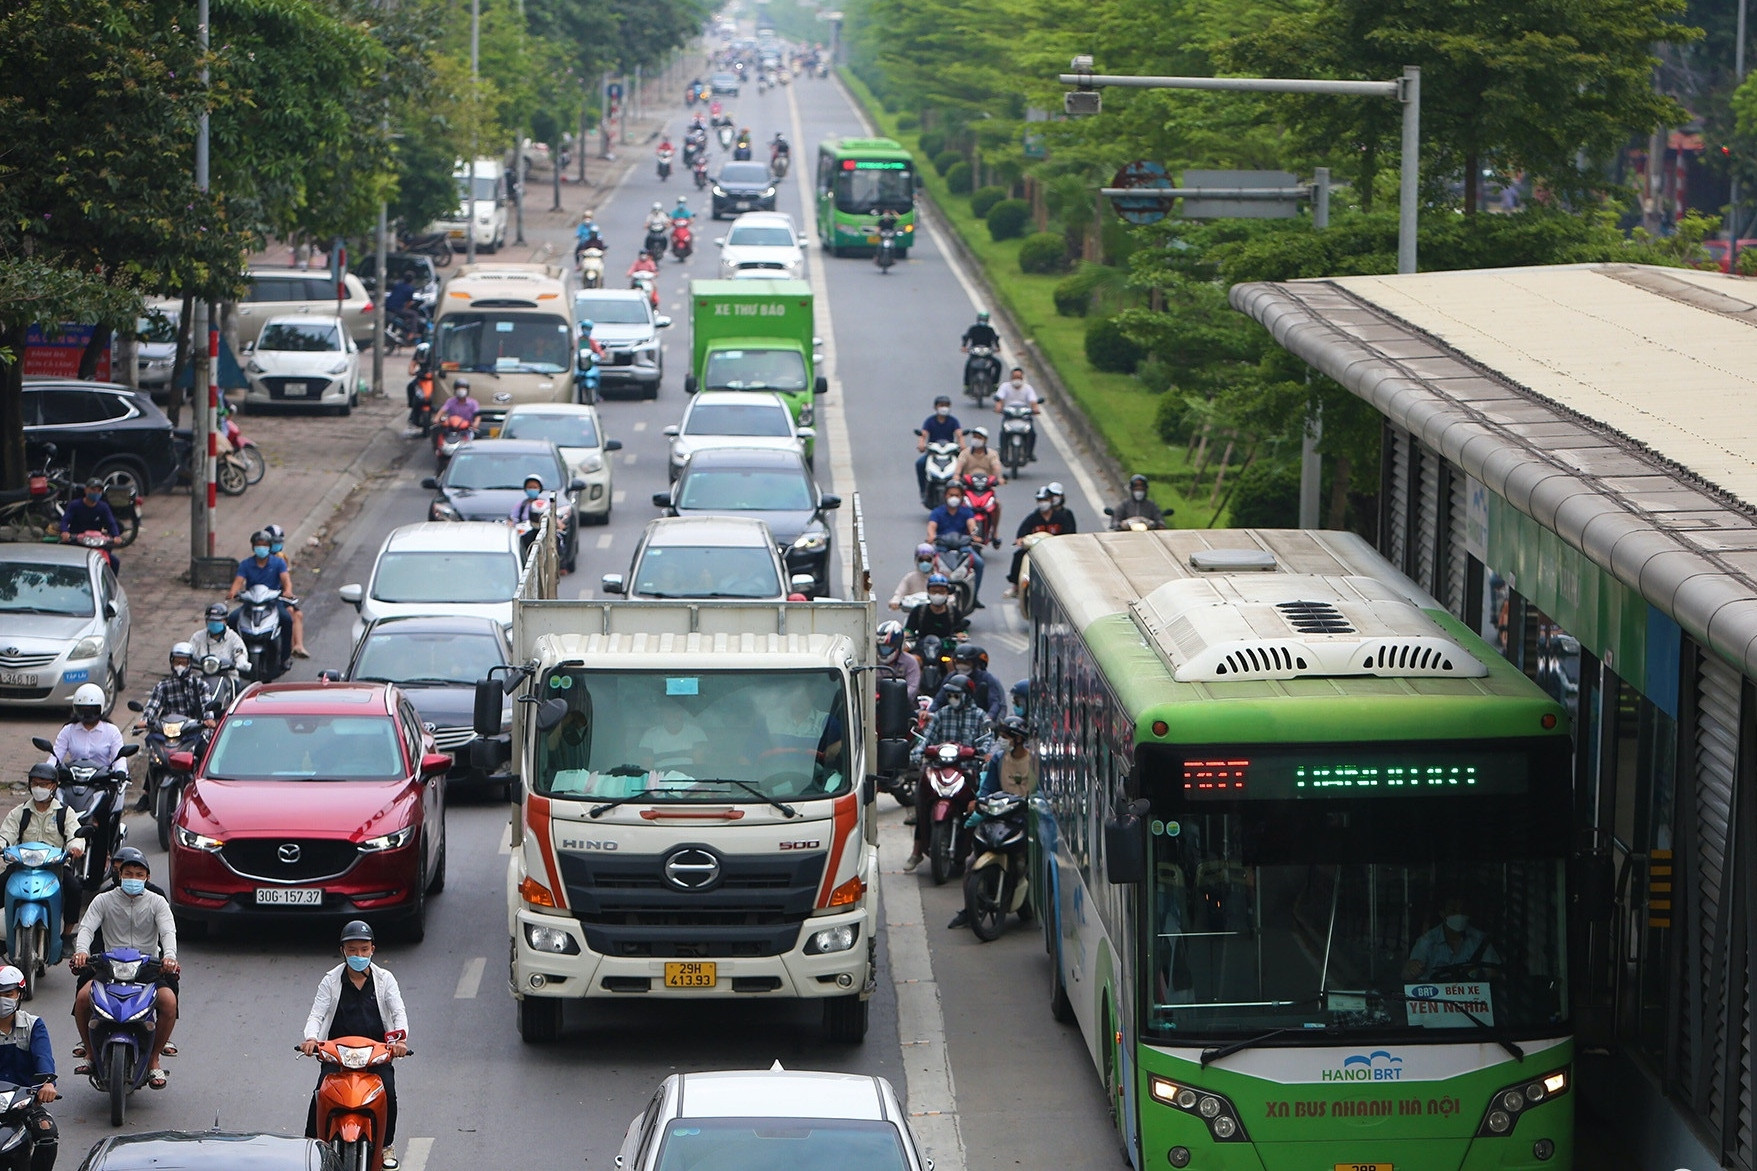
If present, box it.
[301,921,409,1169]
[70,848,179,1087]
[45,684,123,772]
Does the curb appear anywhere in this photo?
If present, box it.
[287,418,411,556]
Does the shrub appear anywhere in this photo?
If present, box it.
[1084,314,1144,373]
[1018,232,1070,274]
[918,129,946,159]
[944,161,974,194]
[1228,461,1301,528]
[969,185,1008,219]
[986,198,1031,241]
[1154,393,1194,445]
[932,149,963,176]
[896,113,920,131]
[1136,354,1174,395]
[1052,262,1123,317]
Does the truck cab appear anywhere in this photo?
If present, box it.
[682,279,827,428]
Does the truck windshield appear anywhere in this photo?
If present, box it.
[703,348,807,392]
[532,668,851,802]
[835,165,913,214]
[1140,742,1572,1042]
[437,313,571,375]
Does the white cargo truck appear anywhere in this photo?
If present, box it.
[473,515,878,1044]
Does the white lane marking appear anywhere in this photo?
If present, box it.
[837,78,1105,524]
[612,489,627,504]
[596,532,615,549]
[400,1137,434,1171]
[454,956,486,999]
[633,420,648,431]
[622,452,637,465]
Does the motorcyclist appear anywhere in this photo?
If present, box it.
[228,529,307,660]
[578,319,606,365]
[904,673,993,872]
[645,202,671,237]
[509,474,549,526]
[1110,473,1168,529]
[734,127,753,161]
[134,643,214,733]
[915,394,963,507]
[45,685,122,774]
[875,620,920,696]
[657,135,675,160]
[627,250,659,281]
[960,311,1002,394]
[302,921,409,1170]
[770,132,790,161]
[953,427,1004,486]
[946,714,1039,929]
[1004,484,1077,599]
[876,207,900,237]
[0,965,59,1171]
[189,602,247,670]
[435,378,481,428]
[671,196,694,223]
[993,366,1042,461]
[574,212,606,260]
[71,848,179,1090]
[903,575,962,643]
[925,485,985,609]
[933,644,1006,721]
[0,764,86,947]
[265,522,295,570]
[1009,678,1029,721]
[383,274,421,342]
[403,341,436,434]
[57,479,120,572]
[887,543,938,611]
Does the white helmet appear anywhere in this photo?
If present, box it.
[652,201,664,211]
[0,966,21,994]
[73,682,106,711]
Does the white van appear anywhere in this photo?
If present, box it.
[429,158,507,253]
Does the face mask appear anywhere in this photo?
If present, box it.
[1011,379,1023,390]
[525,487,541,499]
[271,542,284,554]
[927,592,949,607]
[935,407,949,417]
[917,559,933,573]
[84,492,100,504]
[945,498,963,511]
[1444,914,1469,933]
[30,787,52,804]
[945,693,963,709]
[1132,489,1146,501]
[252,545,270,559]
[207,620,226,635]
[1012,701,1026,716]
[970,439,985,450]
[1039,502,1053,514]
[0,998,17,1018]
[120,878,146,897]
[346,954,372,973]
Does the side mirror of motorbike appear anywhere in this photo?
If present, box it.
[814,375,828,396]
[116,743,139,759]
[655,315,672,329]
[1103,506,1115,516]
[338,584,364,606]
[420,752,452,778]
[31,737,52,753]
[421,477,439,490]
[168,750,196,772]
[127,700,144,713]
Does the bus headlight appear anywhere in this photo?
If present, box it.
[1476,1067,1569,1137]
[1148,1077,1248,1143]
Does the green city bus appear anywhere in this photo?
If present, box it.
[1027,528,1576,1171]
[814,137,916,257]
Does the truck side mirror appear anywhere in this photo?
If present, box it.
[683,374,698,395]
[1103,799,1150,885]
[473,678,503,738]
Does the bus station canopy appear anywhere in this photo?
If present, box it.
[1231,262,1757,679]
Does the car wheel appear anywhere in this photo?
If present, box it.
[103,662,121,716]
[94,459,147,500]
[396,858,427,941]
[427,830,447,894]
[336,402,352,417]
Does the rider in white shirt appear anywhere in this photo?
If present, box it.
[992,367,1042,462]
[46,685,123,771]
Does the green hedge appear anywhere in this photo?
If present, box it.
[917,129,946,159]
[1228,461,1301,528]
[969,185,1008,219]
[986,198,1030,241]
[944,161,973,194]
[1018,232,1069,274]
[1084,314,1144,373]
[896,113,919,131]
[932,149,963,176]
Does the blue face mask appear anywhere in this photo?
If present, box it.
[252,545,270,559]
[207,621,226,635]
[917,559,933,573]
[346,954,372,973]
[270,542,284,554]
[120,878,146,897]
[524,487,541,499]
[1012,701,1026,716]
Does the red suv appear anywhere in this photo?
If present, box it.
[168,681,449,941]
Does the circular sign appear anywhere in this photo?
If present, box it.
[607,82,623,102]
[1110,160,1173,225]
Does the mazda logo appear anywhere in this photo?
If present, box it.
[278,843,302,864]
[662,847,720,891]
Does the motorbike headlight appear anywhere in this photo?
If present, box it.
[791,532,827,554]
[160,720,185,740]
[110,959,142,982]
[524,923,580,954]
[174,826,224,852]
[337,1044,373,1070]
[804,923,859,954]
[359,826,416,852]
[16,849,49,868]
[327,360,349,375]
[69,636,104,660]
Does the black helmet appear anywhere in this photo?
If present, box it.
[999,714,1031,740]
[250,529,273,547]
[876,620,905,661]
[340,920,375,944]
[933,394,952,407]
[943,673,976,701]
[1129,473,1149,489]
[204,601,229,621]
[954,643,989,672]
[26,763,57,786]
[112,846,150,874]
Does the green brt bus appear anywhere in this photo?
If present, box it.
[814,137,916,257]
[1028,529,1576,1171]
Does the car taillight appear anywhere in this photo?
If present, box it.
[360,299,374,314]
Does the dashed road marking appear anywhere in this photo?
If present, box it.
[596,532,615,549]
[633,420,648,431]
[454,957,486,999]
[612,489,627,504]
[400,1137,434,1171]
[622,452,637,465]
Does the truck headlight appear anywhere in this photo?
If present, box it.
[525,923,580,954]
[804,923,858,954]
[69,636,104,661]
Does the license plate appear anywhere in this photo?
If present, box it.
[1335,1164,1393,1171]
[0,673,37,688]
[663,961,716,988]
[255,887,322,906]
[282,383,308,397]
[735,201,751,210]
[866,235,880,244]
[447,229,465,239]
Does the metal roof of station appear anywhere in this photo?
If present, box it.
[1231,262,1757,679]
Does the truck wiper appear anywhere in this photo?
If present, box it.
[699,778,797,818]
[588,787,681,818]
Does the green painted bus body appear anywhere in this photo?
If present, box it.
[814,137,918,255]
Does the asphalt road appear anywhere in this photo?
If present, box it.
[43,70,1116,1169]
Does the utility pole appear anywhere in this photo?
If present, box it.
[190,0,214,573]
[467,0,479,264]
[1734,0,1749,270]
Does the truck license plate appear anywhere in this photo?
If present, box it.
[255,887,322,906]
[663,962,716,988]
[1335,1164,1393,1171]
[0,673,37,688]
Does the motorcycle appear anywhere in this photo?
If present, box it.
[3,842,70,999]
[911,632,960,698]
[513,495,574,572]
[67,530,118,573]
[1014,529,1052,619]
[577,246,606,290]
[717,125,734,151]
[931,532,979,617]
[384,310,426,352]
[917,435,960,510]
[999,403,1034,476]
[874,226,897,273]
[0,1078,53,1168]
[670,218,693,261]
[962,790,1031,940]
[733,139,752,162]
[221,412,267,486]
[302,1036,409,1171]
[630,269,659,309]
[919,742,980,886]
[771,150,791,180]
[0,445,71,542]
[434,413,477,473]
[575,347,602,405]
[231,583,290,683]
[29,739,136,893]
[960,473,999,546]
[692,159,710,189]
[656,149,674,182]
[126,698,213,852]
[964,344,999,405]
[396,230,453,267]
[78,948,162,1126]
[643,226,669,260]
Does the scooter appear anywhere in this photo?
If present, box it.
[671,218,694,261]
[964,344,999,405]
[79,948,161,1127]
[303,1037,408,1171]
[874,226,896,272]
[221,413,267,486]
[127,698,213,852]
[656,149,674,181]
[717,125,734,151]
[231,583,290,683]
[513,496,576,573]
[31,739,137,890]
[931,532,979,617]
[67,530,119,573]
[962,790,1031,940]
[917,435,960,510]
[919,742,980,886]
[771,150,791,180]
[643,227,669,260]
[577,246,606,290]
[960,473,999,546]
[999,403,1034,476]
[630,269,659,309]
[911,633,960,698]
[693,158,710,189]
[434,413,477,473]
[3,841,69,999]
[574,348,602,405]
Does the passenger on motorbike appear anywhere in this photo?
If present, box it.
[70,849,178,1089]
[876,620,921,697]
[992,368,1042,461]
[574,213,606,260]
[904,674,993,872]
[56,481,120,573]
[302,921,409,1171]
[1003,484,1077,598]
[509,475,549,525]
[960,311,1002,393]
[1009,678,1029,720]
[925,487,985,608]
[887,544,938,611]
[978,715,1037,799]
[264,523,295,571]
[903,576,963,643]
[189,603,248,675]
[915,395,963,504]
[1110,473,1169,529]
[44,686,122,775]
[627,250,659,281]
[228,530,307,660]
[0,765,86,947]
[0,965,59,1171]
[932,645,1006,721]
[403,342,436,434]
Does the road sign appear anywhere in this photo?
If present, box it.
[1181,170,1300,219]
[607,82,623,102]
[1109,161,1173,224]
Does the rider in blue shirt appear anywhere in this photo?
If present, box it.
[915,394,963,504]
[925,483,985,607]
[0,964,59,1171]
[670,197,694,222]
[228,530,306,659]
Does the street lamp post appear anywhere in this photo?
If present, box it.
[190,0,215,573]
[467,0,479,264]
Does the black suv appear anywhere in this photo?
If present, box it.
[22,379,178,496]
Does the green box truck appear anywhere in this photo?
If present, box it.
[683,280,827,432]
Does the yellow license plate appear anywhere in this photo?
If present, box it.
[865,235,880,244]
[1335,1164,1393,1171]
[664,962,716,988]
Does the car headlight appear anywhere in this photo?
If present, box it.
[791,532,827,554]
[577,453,604,473]
[804,923,858,954]
[430,500,459,521]
[762,187,776,198]
[246,359,264,374]
[524,923,580,954]
[327,360,349,375]
[712,185,727,196]
[174,826,224,852]
[359,826,416,852]
[69,636,104,660]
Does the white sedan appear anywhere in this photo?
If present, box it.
[241,316,360,416]
[496,403,622,524]
[716,212,804,279]
[664,390,814,480]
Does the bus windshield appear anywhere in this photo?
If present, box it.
[436,313,572,375]
[1141,742,1572,1041]
[531,668,851,802]
[834,164,914,214]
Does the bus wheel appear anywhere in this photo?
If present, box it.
[1049,946,1075,1024]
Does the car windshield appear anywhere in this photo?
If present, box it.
[686,403,790,437]
[354,630,504,685]
[835,164,914,214]
[371,551,517,604]
[702,349,807,392]
[259,322,341,352]
[678,467,813,511]
[499,413,600,449]
[0,563,94,617]
[458,175,498,202]
[720,163,772,185]
[137,311,178,345]
[727,226,794,247]
[574,298,649,325]
[533,668,850,801]
[436,313,571,375]
[1141,742,1572,1041]
[205,715,405,780]
[634,544,782,598]
[445,450,563,490]
[654,1119,908,1171]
